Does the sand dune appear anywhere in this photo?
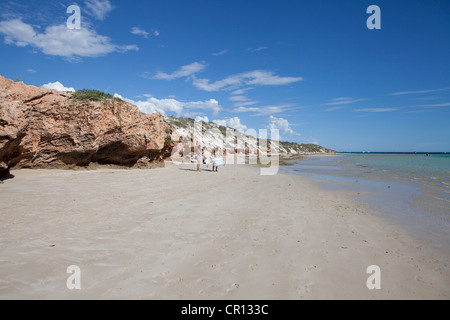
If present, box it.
[0,163,448,299]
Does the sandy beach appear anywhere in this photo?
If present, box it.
[0,163,448,300]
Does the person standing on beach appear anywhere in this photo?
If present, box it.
[211,148,217,172]
[203,147,211,168]
[212,147,223,172]
[195,145,202,172]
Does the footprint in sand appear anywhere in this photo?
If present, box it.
[226,283,240,293]
[165,277,184,286]
[102,287,122,296]
[304,265,317,272]
[414,275,425,283]
[296,282,314,297]
[248,263,258,271]
[151,270,170,279]
[210,263,224,271]
[194,260,207,266]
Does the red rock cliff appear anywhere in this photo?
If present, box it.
[0,75,173,178]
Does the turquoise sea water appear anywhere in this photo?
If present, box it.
[281,153,450,247]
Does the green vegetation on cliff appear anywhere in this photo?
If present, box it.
[72,89,122,103]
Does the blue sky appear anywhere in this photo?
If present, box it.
[0,0,449,152]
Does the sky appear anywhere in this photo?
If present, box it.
[0,0,449,152]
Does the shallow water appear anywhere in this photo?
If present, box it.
[281,153,450,249]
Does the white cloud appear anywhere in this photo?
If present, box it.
[113,93,130,101]
[212,50,228,56]
[130,27,159,38]
[330,97,351,101]
[114,94,221,116]
[323,97,366,106]
[184,99,221,115]
[418,102,450,107]
[213,117,248,133]
[195,116,209,123]
[42,81,75,92]
[152,62,206,80]
[231,87,254,95]
[233,106,260,113]
[85,0,114,20]
[391,87,450,96]
[354,108,398,112]
[271,107,292,116]
[0,19,35,47]
[0,19,138,59]
[114,93,183,115]
[234,104,293,116]
[229,95,249,102]
[131,27,149,38]
[267,116,299,136]
[192,70,303,92]
[233,101,260,107]
[324,106,346,112]
[140,72,153,79]
[248,46,268,52]
[27,69,36,73]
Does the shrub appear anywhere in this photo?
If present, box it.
[72,89,117,102]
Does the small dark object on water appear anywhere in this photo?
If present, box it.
[387,186,391,189]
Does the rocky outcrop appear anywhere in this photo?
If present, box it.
[0,76,174,178]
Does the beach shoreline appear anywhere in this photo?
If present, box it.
[280,154,450,248]
[0,163,448,299]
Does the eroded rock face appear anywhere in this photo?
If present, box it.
[0,76,174,178]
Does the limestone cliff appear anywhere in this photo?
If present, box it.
[165,116,336,156]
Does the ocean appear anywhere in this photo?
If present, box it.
[281,153,450,248]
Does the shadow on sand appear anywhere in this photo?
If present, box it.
[0,173,15,183]
[178,168,217,172]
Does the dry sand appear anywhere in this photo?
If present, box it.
[0,162,448,299]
